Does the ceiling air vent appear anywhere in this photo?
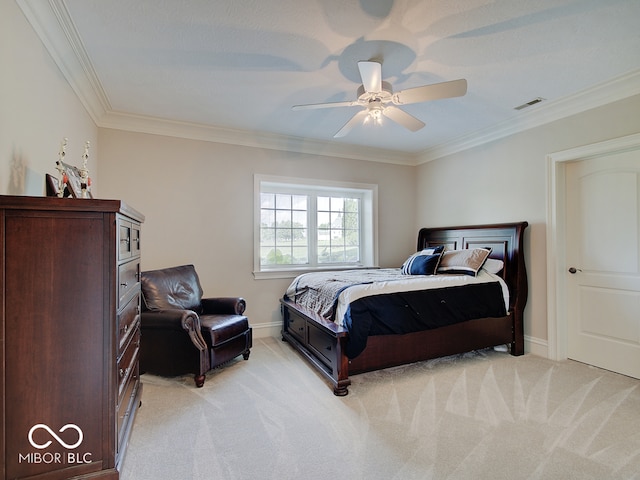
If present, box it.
[514,97,545,110]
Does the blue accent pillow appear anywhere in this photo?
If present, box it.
[401,245,444,275]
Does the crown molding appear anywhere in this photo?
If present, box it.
[17,0,110,124]
[99,110,418,165]
[416,69,640,164]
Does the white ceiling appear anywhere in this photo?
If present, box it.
[19,0,640,163]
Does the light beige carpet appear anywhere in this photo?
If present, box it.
[121,337,640,480]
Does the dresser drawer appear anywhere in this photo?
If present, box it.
[118,259,140,308]
[118,219,133,260]
[118,293,140,354]
[117,365,140,453]
[307,323,335,370]
[131,222,141,257]
[119,218,141,260]
[118,328,140,404]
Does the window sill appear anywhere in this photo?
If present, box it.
[253,265,379,280]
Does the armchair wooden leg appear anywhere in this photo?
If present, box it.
[242,350,250,360]
[194,374,206,388]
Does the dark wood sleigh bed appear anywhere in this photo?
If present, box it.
[280,222,528,395]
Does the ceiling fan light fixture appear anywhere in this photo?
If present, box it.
[293,60,467,137]
[365,107,383,125]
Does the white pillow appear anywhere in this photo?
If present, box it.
[482,258,504,274]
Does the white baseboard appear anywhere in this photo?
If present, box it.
[525,335,549,358]
[252,321,282,339]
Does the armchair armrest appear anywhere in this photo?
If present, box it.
[201,297,246,315]
[140,309,208,351]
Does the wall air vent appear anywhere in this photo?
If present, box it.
[514,97,545,110]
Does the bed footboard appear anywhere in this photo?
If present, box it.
[282,298,518,395]
[281,299,350,395]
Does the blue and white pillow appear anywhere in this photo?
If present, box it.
[401,245,444,275]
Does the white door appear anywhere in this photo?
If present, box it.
[565,149,640,379]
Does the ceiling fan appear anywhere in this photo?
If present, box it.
[292,61,467,138]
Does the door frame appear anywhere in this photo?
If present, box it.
[546,132,640,361]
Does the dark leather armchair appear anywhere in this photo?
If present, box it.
[139,264,252,387]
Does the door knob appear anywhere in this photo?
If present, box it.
[568,267,582,274]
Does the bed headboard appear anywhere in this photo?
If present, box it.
[417,222,528,315]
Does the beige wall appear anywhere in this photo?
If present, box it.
[97,129,417,336]
[416,94,640,354]
[1,1,97,197]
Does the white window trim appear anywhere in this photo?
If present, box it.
[254,174,378,279]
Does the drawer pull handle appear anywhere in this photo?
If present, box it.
[120,282,128,287]
[119,367,129,379]
[120,237,130,245]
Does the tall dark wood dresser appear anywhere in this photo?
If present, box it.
[0,195,144,479]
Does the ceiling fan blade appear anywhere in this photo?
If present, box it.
[292,100,359,111]
[382,106,425,132]
[393,79,467,105]
[358,61,382,93]
[334,110,368,138]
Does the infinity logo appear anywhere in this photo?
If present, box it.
[28,424,84,450]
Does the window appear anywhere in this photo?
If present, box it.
[254,175,378,278]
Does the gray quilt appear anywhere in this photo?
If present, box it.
[284,268,404,321]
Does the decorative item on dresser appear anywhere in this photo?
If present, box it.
[49,137,93,198]
[0,195,144,480]
[79,140,93,198]
[54,137,69,197]
[58,161,83,198]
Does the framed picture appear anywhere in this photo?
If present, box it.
[45,174,61,197]
[62,162,83,198]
